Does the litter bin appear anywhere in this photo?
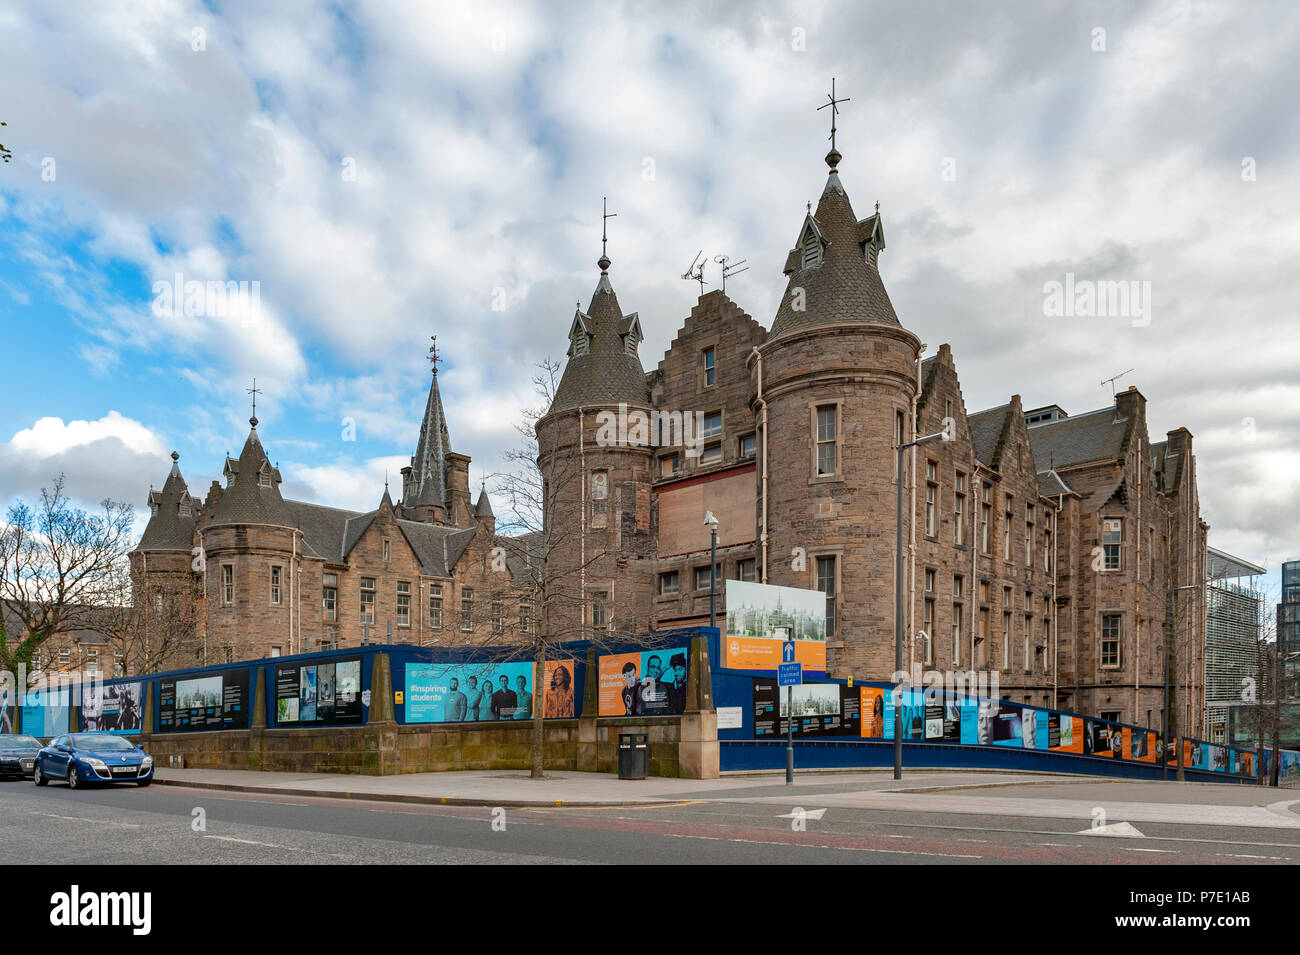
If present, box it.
[618,733,648,779]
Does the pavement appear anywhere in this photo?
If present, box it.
[152,766,1300,829]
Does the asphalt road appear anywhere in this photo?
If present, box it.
[4,777,1300,865]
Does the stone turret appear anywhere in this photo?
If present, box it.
[536,230,656,638]
[759,142,922,677]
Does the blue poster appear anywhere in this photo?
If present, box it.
[406,662,536,723]
[21,687,71,738]
[883,687,924,740]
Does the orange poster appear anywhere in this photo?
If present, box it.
[725,635,825,672]
[860,686,885,739]
[541,659,576,718]
[598,653,641,716]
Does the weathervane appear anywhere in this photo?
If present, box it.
[600,196,617,270]
[713,254,749,293]
[681,250,707,294]
[246,377,262,425]
[817,77,850,165]
[427,335,440,375]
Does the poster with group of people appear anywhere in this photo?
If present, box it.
[404,660,576,723]
[597,649,689,717]
[81,682,144,734]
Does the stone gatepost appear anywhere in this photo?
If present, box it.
[677,633,719,779]
[368,653,398,776]
[576,646,599,772]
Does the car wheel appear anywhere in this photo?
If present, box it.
[34,763,47,786]
[67,765,80,789]
[136,779,151,788]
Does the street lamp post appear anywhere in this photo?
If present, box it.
[704,511,719,630]
[895,431,948,780]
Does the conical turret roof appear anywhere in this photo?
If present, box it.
[211,418,291,526]
[137,451,197,550]
[550,252,650,413]
[769,154,901,338]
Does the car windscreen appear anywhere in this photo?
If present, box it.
[0,735,42,748]
[70,734,137,751]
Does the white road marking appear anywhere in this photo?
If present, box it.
[776,808,827,820]
[204,835,292,849]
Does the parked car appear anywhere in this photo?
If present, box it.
[0,734,43,778]
[34,733,154,788]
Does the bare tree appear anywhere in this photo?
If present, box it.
[98,559,201,676]
[0,477,136,675]
[482,358,673,778]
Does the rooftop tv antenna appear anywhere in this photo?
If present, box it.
[713,254,748,293]
[681,250,706,294]
[1101,368,1135,395]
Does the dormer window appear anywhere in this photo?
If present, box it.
[801,227,821,269]
[258,467,271,488]
[624,335,637,356]
[573,335,589,357]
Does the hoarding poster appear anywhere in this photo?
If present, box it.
[597,649,689,717]
[0,686,13,734]
[81,682,144,734]
[20,686,70,738]
[406,662,537,723]
[752,678,859,737]
[1123,727,1156,763]
[724,580,827,672]
[541,659,576,719]
[275,657,363,726]
[1082,719,1123,757]
[1279,750,1300,783]
[859,686,885,739]
[884,687,926,741]
[158,668,250,732]
[962,700,1024,746]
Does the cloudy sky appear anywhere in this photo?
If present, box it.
[1,0,1296,593]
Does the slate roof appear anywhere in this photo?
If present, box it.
[1027,406,1128,471]
[474,486,494,518]
[550,262,652,412]
[396,520,476,577]
[280,499,362,561]
[1036,468,1074,498]
[136,452,197,551]
[769,160,901,338]
[967,402,1012,468]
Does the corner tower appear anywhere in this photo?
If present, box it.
[535,213,656,640]
[756,130,922,679]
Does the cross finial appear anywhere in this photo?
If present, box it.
[427,335,439,375]
[817,77,850,168]
[875,200,880,215]
[246,377,262,427]
[599,196,616,271]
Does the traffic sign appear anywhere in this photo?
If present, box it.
[782,640,796,663]
[778,662,803,687]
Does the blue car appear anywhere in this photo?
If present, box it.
[34,733,154,788]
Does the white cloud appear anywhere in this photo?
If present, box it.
[3,0,1300,576]
[0,412,171,515]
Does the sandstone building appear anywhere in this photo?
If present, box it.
[129,134,1211,736]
